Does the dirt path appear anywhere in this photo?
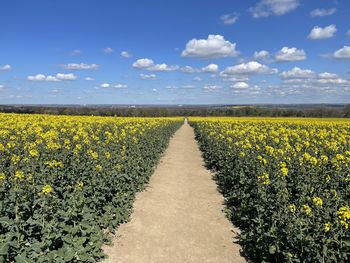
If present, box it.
[103,122,246,263]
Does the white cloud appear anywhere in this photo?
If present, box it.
[250,0,299,18]
[333,46,350,59]
[182,85,196,89]
[104,47,113,53]
[0,64,11,71]
[254,50,270,60]
[275,47,306,61]
[27,73,77,81]
[315,78,349,85]
[99,82,127,89]
[180,66,199,73]
[310,8,336,17]
[0,85,5,90]
[220,13,239,25]
[56,73,76,80]
[181,34,238,58]
[28,74,46,81]
[121,51,132,58]
[221,61,277,75]
[140,73,156,80]
[308,24,337,40]
[318,72,338,79]
[152,88,157,92]
[193,76,202,82]
[132,58,178,71]
[203,84,219,92]
[85,77,95,81]
[232,82,249,89]
[71,49,81,56]
[150,64,179,72]
[46,75,60,82]
[133,58,154,69]
[62,63,99,70]
[114,83,128,88]
[280,67,315,78]
[100,83,110,88]
[201,64,218,73]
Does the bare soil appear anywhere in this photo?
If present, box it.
[103,123,246,263]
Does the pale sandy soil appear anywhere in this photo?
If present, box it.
[103,123,246,263]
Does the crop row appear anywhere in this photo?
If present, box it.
[0,113,182,262]
[190,117,350,263]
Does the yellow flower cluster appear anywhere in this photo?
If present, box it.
[190,117,350,260]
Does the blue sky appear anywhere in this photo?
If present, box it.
[0,0,349,104]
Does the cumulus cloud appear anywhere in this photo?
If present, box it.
[99,83,110,88]
[133,58,154,69]
[318,72,339,79]
[181,34,238,58]
[56,73,76,80]
[310,8,336,17]
[180,66,199,73]
[254,50,270,60]
[201,64,218,73]
[114,84,128,88]
[27,73,77,81]
[250,0,299,18]
[232,82,249,89]
[280,67,315,78]
[221,61,277,75]
[193,76,202,82]
[308,25,337,40]
[0,64,11,71]
[150,64,179,72]
[315,78,349,85]
[333,46,350,59]
[275,47,306,61]
[99,82,127,89]
[140,73,156,80]
[85,77,95,81]
[220,13,239,25]
[132,58,178,71]
[203,84,219,92]
[104,47,113,53]
[62,63,99,70]
[121,51,132,58]
[182,85,196,89]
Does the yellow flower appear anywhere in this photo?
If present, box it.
[41,185,53,195]
[0,172,5,180]
[29,149,39,157]
[313,197,323,207]
[257,173,270,185]
[96,164,102,171]
[288,204,296,213]
[280,167,289,176]
[337,206,350,227]
[324,223,331,232]
[302,204,312,216]
[15,170,25,180]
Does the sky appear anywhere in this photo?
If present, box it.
[0,0,349,105]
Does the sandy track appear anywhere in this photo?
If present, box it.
[103,122,246,263]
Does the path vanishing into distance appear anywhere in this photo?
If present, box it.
[103,122,246,263]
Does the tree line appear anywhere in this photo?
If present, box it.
[0,104,349,118]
